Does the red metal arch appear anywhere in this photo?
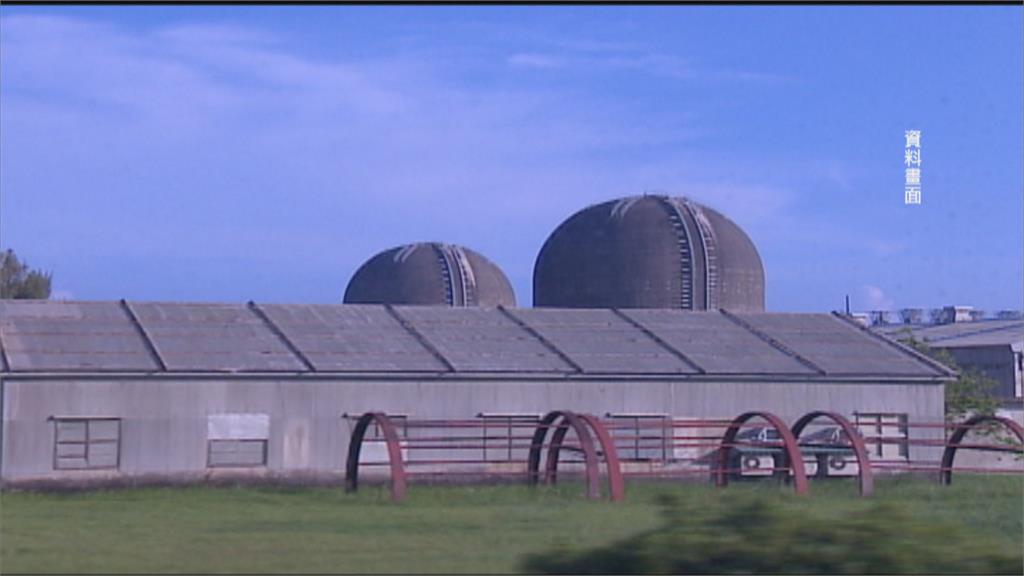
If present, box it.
[544,411,602,500]
[528,410,603,500]
[527,410,568,486]
[541,413,625,501]
[543,417,573,484]
[345,412,407,502]
[715,411,809,495]
[577,413,626,503]
[791,411,874,497]
[940,414,1024,485]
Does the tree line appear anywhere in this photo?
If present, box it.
[1,249,52,299]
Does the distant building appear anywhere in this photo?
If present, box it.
[898,308,925,325]
[875,317,1024,422]
[869,310,891,326]
[935,305,977,325]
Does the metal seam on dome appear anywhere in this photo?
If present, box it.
[449,246,478,306]
[656,197,694,309]
[431,244,457,306]
[681,199,717,310]
[610,197,642,220]
[393,244,420,264]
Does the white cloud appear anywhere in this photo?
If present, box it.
[49,289,75,301]
[504,38,788,85]
[866,239,907,257]
[862,285,895,311]
[507,52,563,69]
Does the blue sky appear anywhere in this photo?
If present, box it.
[1,6,1021,313]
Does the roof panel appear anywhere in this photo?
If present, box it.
[393,307,575,373]
[0,300,952,378]
[508,308,696,374]
[933,331,1023,348]
[876,320,1023,348]
[620,310,815,374]
[737,313,942,376]
[129,302,305,372]
[5,352,160,372]
[258,304,447,372]
[0,301,158,371]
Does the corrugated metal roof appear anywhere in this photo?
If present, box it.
[621,309,816,374]
[126,302,308,372]
[257,303,448,372]
[737,313,940,376]
[506,308,698,374]
[0,300,951,379]
[391,306,575,373]
[875,320,1023,348]
[0,300,160,371]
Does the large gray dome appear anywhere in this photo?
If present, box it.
[345,243,516,307]
[533,195,765,311]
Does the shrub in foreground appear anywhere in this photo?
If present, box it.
[522,494,1022,574]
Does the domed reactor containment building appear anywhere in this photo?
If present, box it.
[345,242,516,307]
[534,195,765,311]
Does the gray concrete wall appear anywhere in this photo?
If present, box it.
[1,376,945,483]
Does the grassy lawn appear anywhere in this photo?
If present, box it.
[1,476,1021,574]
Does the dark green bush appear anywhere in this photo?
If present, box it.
[522,494,1023,574]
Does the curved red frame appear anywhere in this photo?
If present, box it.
[528,410,570,486]
[940,414,1024,485]
[791,411,874,497]
[345,412,407,502]
[528,410,624,501]
[715,411,809,495]
[535,411,601,499]
[577,413,626,502]
[543,411,600,499]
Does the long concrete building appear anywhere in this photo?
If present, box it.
[0,299,953,486]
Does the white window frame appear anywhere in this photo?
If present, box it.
[206,413,270,468]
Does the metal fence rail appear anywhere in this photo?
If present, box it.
[344,409,1024,502]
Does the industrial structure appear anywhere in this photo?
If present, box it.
[534,195,765,311]
[344,242,516,307]
[1,193,994,488]
[0,299,952,486]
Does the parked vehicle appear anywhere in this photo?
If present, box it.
[713,426,859,479]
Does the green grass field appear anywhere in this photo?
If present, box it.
[1,476,1021,574]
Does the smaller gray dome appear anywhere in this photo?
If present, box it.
[344,243,516,307]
